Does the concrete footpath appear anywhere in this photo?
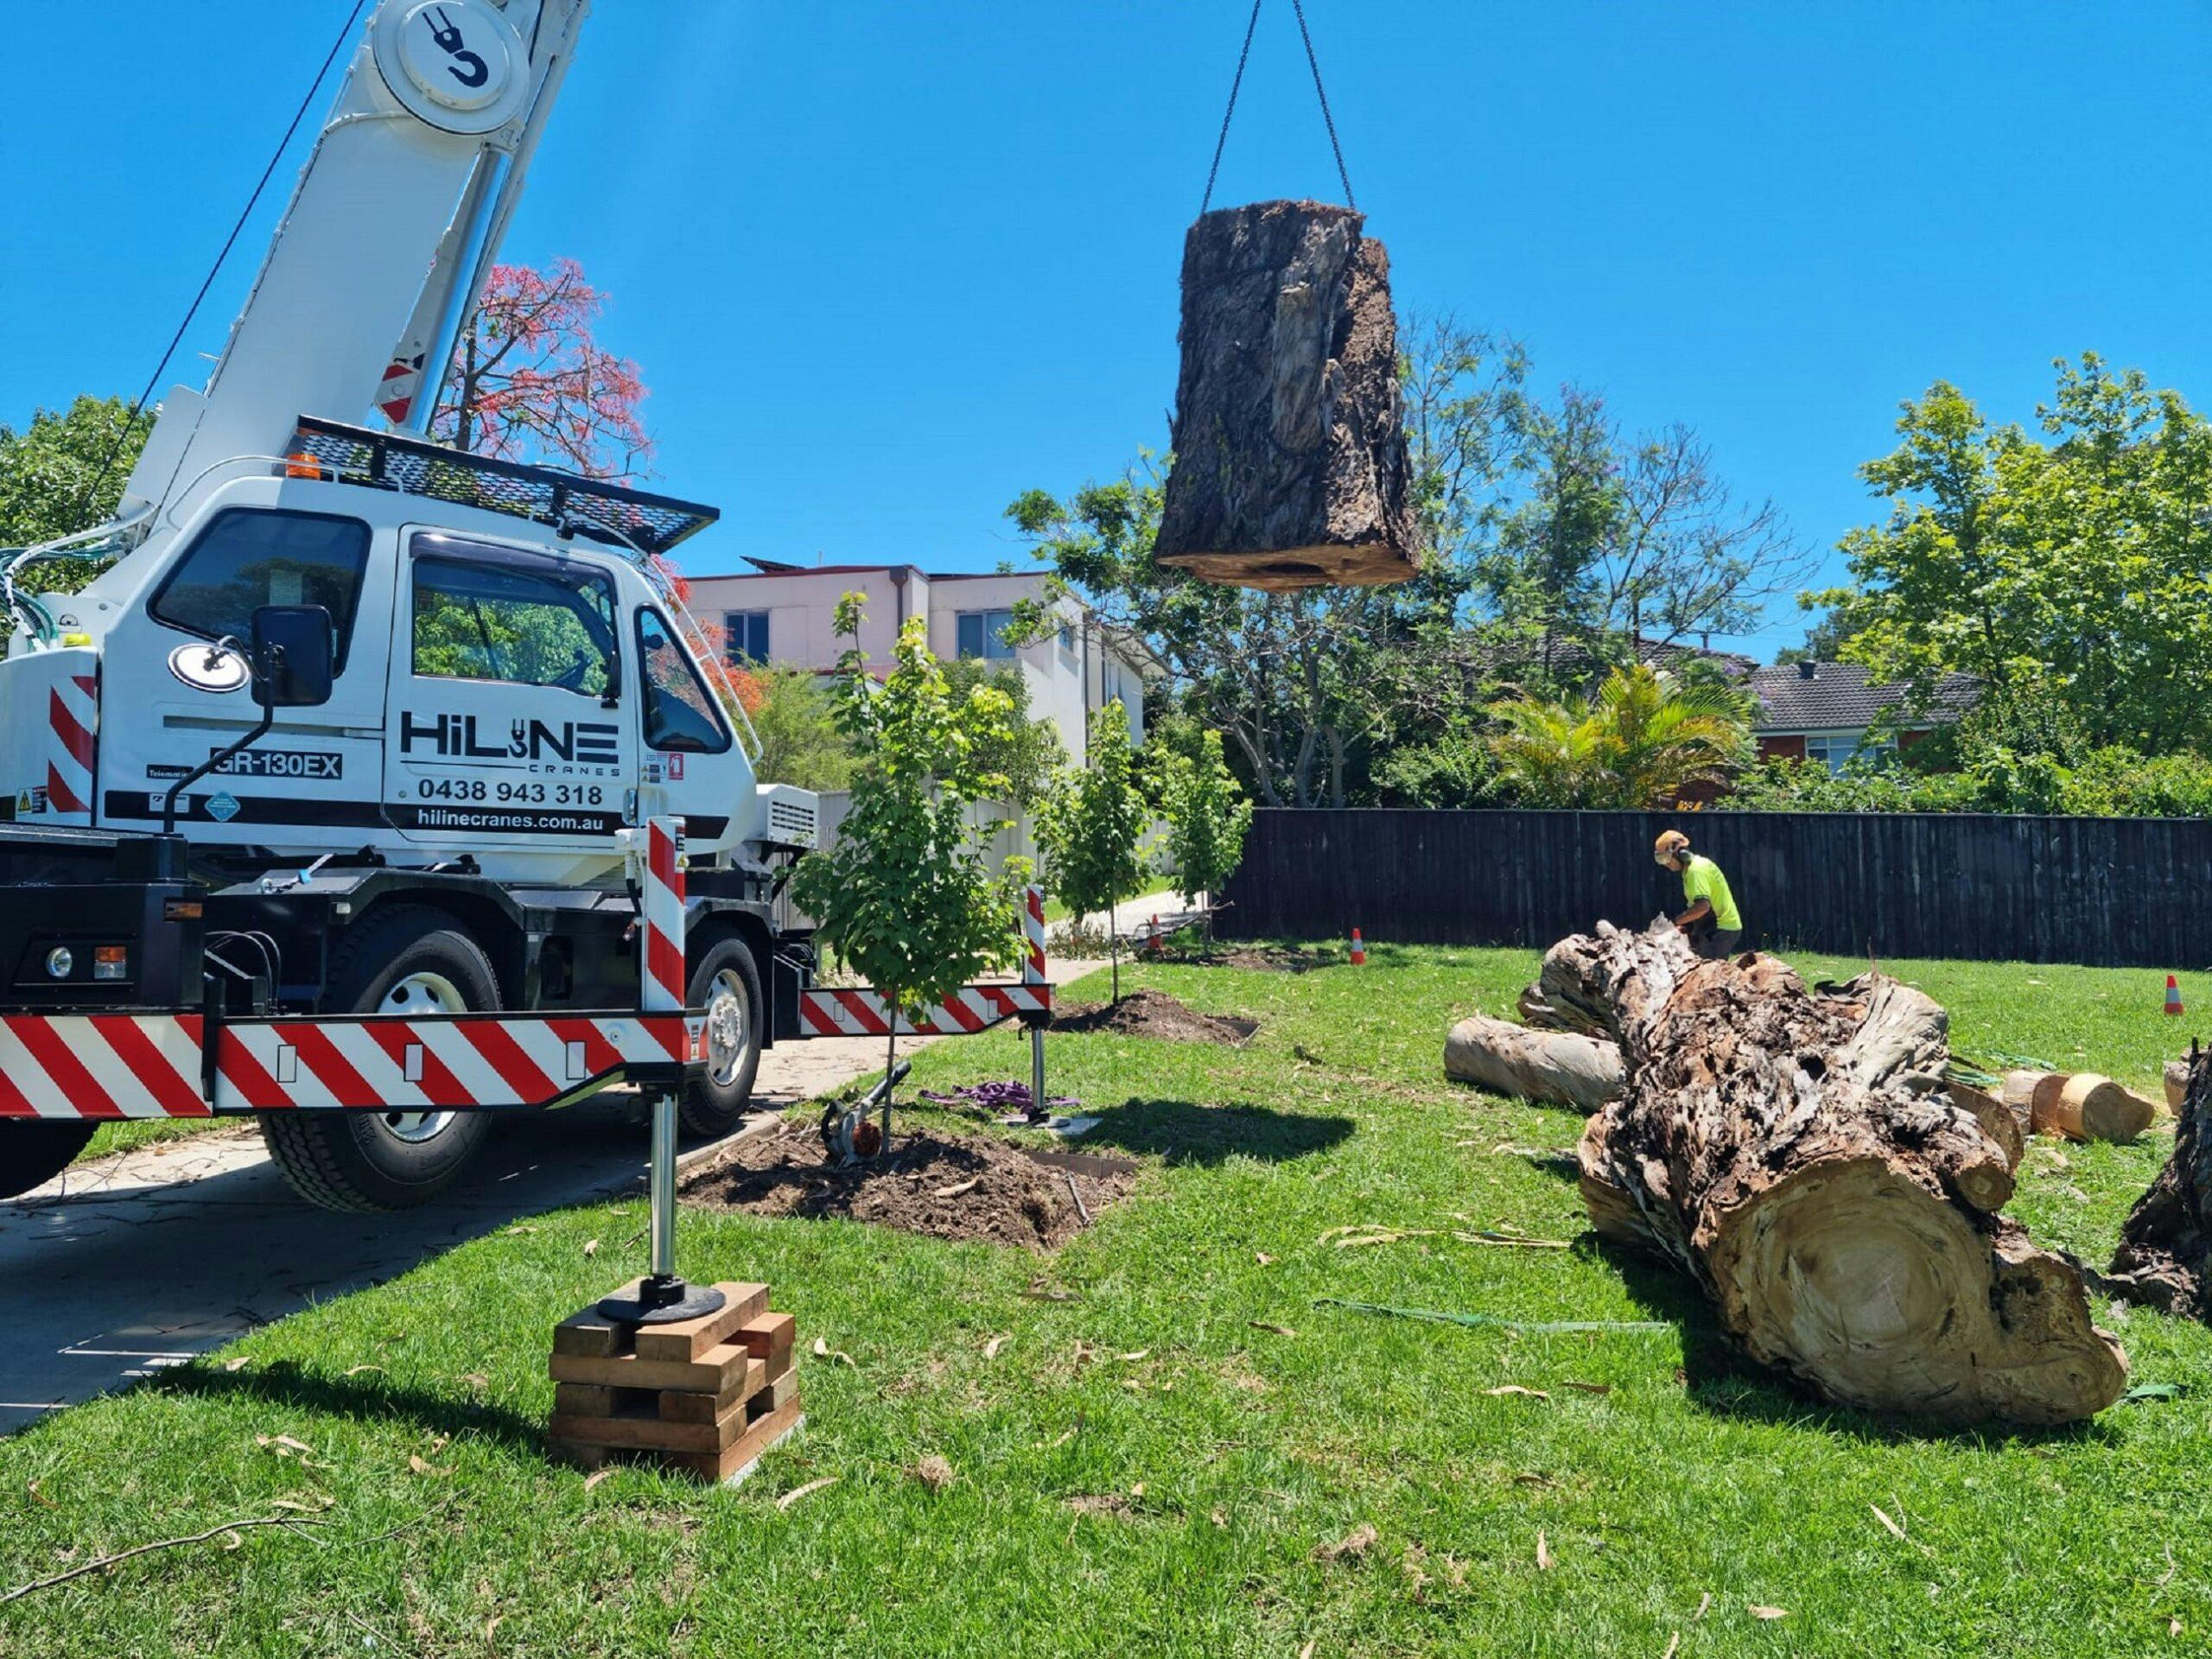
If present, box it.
[0,928,1159,1437]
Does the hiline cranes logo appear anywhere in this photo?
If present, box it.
[400,712,620,774]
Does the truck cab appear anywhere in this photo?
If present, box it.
[55,442,766,889]
[0,424,819,1211]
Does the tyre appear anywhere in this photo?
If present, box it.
[680,935,764,1137]
[0,1122,98,1200]
[260,906,499,1212]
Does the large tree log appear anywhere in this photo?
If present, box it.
[2107,1046,2212,1318]
[2001,1068,2156,1143]
[1444,1012,1623,1112]
[1155,200,1419,593]
[1548,920,2126,1424]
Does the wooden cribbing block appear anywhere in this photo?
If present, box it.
[552,1281,644,1358]
[551,1367,766,1454]
[658,1374,755,1425]
[550,1338,755,1395]
[552,1382,658,1419]
[749,1367,800,1422]
[736,1311,796,1370]
[661,1395,805,1484]
[632,1284,768,1363]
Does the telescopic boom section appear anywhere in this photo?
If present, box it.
[121,0,590,524]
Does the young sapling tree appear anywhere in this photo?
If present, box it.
[789,595,1028,1154]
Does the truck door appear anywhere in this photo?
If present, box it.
[633,603,744,848]
[99,505,388,849]
[385,531,632,870]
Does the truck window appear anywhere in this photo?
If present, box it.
[149,508,370,669]
[412,552,616,696]
[637,608,731,753]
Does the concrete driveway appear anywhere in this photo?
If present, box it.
[1,949,1117,1437]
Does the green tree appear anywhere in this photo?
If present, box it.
[942,658,1066,809]
[746,666,855,793]
[1036,704,1150,1002]
[788,595,1027,1150]
[1484,664,1749,809]
[1811,354,2212,754]
[1157,729,1253,938]
[0,395,152,594]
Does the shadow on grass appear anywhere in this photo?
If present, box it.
[1076,1097,1354,1167]
[1596,1242,2118,1448]
[146,1358,547,1456]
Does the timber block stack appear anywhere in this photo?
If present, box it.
[547,1281,802,1483]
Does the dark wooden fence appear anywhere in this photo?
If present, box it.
[1214,809,2207,968]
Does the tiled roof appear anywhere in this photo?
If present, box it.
[1749,663,1979,733]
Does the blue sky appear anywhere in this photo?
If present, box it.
[7,1,2211,660]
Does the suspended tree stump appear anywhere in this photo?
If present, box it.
[2107,1046,2212,1318]
[1546,920,2126,1424]
[1155,200,1420,593]
[1444,1011,1623,1113]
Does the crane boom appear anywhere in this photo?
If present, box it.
[121,0,589,525]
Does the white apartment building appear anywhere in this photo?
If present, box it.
[684,560,1147,760]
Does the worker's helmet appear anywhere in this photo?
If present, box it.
[1653,830,1691,867]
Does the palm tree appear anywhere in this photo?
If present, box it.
[1486,664,1749,808]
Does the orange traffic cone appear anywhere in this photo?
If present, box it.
[2167,975,2184,1016]
[1349,927,1367,965]
[1146,914,1163,957]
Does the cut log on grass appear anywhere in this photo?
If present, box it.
[2008,1069,2156,1143]
[1549,919,2126,1425]
[2108,1048,2212,1318]
[1949,1082,2024,1175]
[2000,1070,2043,1122]
[1444,1012,1623,1113]
[1155,200,1419,593]
[2166,1060,2190,1115]
[2041,1073,2156,1144]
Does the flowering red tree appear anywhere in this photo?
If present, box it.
[432,258,652,482]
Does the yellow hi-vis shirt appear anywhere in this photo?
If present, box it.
[1681,854,1740,931]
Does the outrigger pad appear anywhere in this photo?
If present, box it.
[598,1274,728,1326]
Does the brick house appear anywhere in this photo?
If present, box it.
[1748,662,1979,772]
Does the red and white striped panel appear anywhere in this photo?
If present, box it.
[0,1011,697,1120]
[1022,884,1047,985]
[46,669,97,824]
[798,983,1052,1039]
[0,1014,208,1119]
[641,817,686,1015]
[212,1012,693,1113]
[378,353,424,425]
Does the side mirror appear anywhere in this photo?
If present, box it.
[250,605,335,709]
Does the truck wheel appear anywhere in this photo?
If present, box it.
[260,906,499,1212]
[681,937,763,1137]
[0,1122,99,1200]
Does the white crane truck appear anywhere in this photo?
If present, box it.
[0,0,838,1211]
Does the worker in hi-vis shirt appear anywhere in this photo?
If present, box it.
[1654,830,1740,959]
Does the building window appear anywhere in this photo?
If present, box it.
[956,608,1018,661]
[1803,732,1892,775]
[1058,620,1077,658]
[723,610,770,665]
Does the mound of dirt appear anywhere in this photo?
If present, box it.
[1051,988,1259,1046]
[679,1123,1134,1249]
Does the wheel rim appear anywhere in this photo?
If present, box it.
[377,970,466,1142]
[704,966,751,1089]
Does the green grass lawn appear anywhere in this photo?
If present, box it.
[4,946,2208,1656]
